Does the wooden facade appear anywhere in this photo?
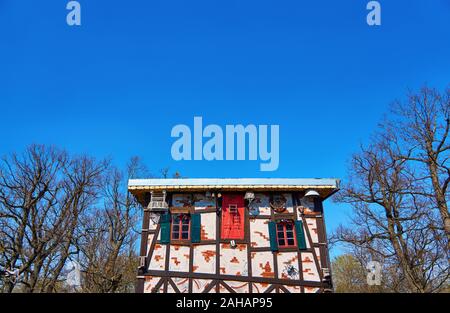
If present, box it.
[129,179,339,293]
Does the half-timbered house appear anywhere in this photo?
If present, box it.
[128,178,339,293]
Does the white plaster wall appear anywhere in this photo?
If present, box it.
[148,243,166,271]
[305,218,319,243]
[284,285,302,293]
[249,218,270,248]
[143,276,161,293]
[252,282,271,293]
[148,215,159,230]
[304,287,320,293]
[192,279,213,293]
[218,284,230,293]
[200,212,216,240]
[169,245,190,272]
[168,277,189,293]
[277,252,300,280]
[251,251,275,278]
[315,247,321,266]
[193,244,216,274]
[224,281,250,293]
[219,243,248,276]
[301,252,320,282]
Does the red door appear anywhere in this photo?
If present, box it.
[221,194,245,240]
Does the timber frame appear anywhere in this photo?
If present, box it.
[131,178,339,293]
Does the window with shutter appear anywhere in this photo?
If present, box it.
[171,214,191,240]
[294,220,307,250]
[268,221,278,251]
[221,194,245,240]
[160,213,171,244]
[191,213,201,243]
[276,220,297,248]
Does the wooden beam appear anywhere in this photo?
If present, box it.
[144,270,325,288]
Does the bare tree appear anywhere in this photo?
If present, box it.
[0,145,107,292]
[333,86,450,292]
[0,146,174,293]
[76,158,143,292]
[160,167,183,179]
[333,129,449,292]
[389,86,450,241]
[0,145,67,292]
[160,167,170,179]
[42,156,108,292]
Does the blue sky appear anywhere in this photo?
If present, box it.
[1,1,449,257]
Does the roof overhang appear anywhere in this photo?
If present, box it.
[128,178,340,201]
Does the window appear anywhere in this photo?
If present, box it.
[276,221,297,248]
[171,214,190,240]
[221,194,245,240]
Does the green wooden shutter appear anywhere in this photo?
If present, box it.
[160,213,171,244]
[191,213,201,243]
[268,221,278,252]
[295,220,307,250]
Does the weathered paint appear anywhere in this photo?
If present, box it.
[169,245,190,272]
[253,193,271,215]
[305,218,319,243]
[143,276,161,293]
[219,243,248,276]
[250,219,271,248]
[193,193,216,210]
[301,252,321,282]
[277,252,300,280]
[251,251,275,278]
[172,194,192,208]
[192,279,213,293]
[223,281,250,293]
[171,277,189,293]
[284,284,302,293]
[200,212,216,240]
[252,282,271,293]
[193,244,216,274]
[148,244,165,271]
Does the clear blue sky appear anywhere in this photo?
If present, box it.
[1,1,449,257]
